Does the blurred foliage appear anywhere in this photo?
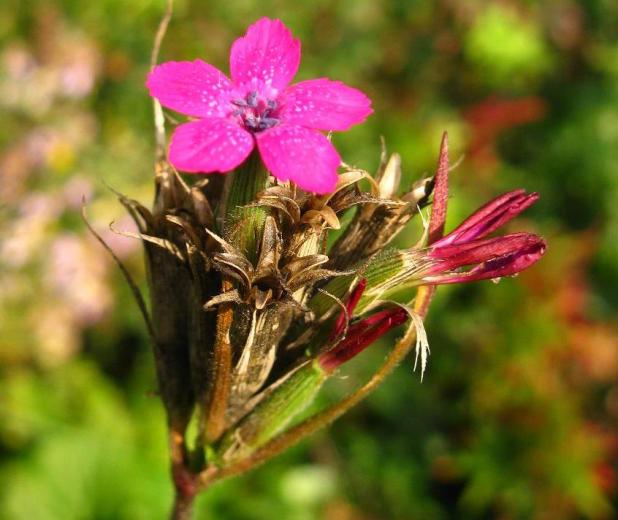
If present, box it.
[1,0,617,518]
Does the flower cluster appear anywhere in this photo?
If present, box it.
[130,16,547,513]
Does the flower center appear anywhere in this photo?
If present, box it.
[231,91,280,132]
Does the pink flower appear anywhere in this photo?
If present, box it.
[146,18,372,194]
[421,190,546,284]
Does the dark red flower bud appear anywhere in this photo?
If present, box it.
[319,307,409,373]
[423,234,546,284]
[415,189,545,285]
[433,190,539,248]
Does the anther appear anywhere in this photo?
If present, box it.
[247,91,258,108]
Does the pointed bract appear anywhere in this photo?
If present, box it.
[331,278,368,339]
[428,132,449,244]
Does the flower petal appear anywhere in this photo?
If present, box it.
[146,60,233,118]
[230,18,300,94]
[281,79,373,131]
[434,189,539,247]
[169,119,254,173]
[256,124,340,194]
[429,233,541,269]
[429,237,547,284]
[423,234,546,285]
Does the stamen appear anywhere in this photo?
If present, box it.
[230,92,280,132]
[247,91,258,108]
[258,117,280,130]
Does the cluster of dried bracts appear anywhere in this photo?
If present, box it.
[110,130,544,488]
[91,16,546,517]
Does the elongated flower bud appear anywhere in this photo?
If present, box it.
[319,307,409,372]
[432,190,539,247]
[422,233,546,284]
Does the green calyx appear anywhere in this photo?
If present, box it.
[217,361,327,463]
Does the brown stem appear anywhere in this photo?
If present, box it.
[204,279,234,442]
[169,428,199,520]
[170,491,195,520]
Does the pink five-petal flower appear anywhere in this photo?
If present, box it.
[146,17,372,194]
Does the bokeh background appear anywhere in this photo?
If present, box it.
[1,0,617,518]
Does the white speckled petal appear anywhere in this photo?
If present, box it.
[256,124,340,194]
[230,18,300,94]
[169,119,254,173]
[146,60,233,118]
[281,78,373,131]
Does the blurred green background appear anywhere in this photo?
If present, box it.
[1,0,617,518]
